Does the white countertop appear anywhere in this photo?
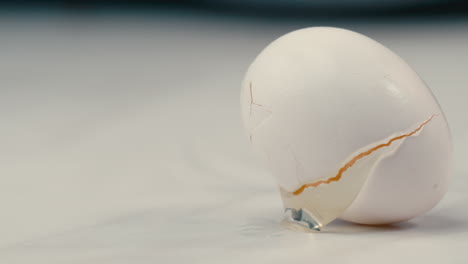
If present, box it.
[0,13,467,263]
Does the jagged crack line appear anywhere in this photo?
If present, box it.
[248,81,272,142]
[249,111,272,143]
[249,81,265,117]
[292,114,437,196]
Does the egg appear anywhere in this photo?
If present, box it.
[240,27,452,231]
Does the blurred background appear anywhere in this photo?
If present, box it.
[0,1,467,263]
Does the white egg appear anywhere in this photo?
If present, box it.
[240,27,452,230]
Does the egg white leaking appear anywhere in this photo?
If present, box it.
[280,115,436,231]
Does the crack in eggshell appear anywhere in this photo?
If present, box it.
[248,82,272,143]
[249,82,265,115]
[249,105,272,143]
[292,114,437,196]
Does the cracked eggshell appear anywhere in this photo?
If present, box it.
[240,27,452,225]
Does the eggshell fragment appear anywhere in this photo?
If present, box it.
[240,27,452,227]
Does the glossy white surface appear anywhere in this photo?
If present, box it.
[0,14,467,263]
